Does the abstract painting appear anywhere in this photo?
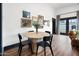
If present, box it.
[21,18,32,28]
[32,16,38,21]
[38,15,44,28]
[22,10,30,18]
[44,20,50,27]
[32,15,44,28]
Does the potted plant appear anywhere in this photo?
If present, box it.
[76,30,79,39]
[32,21,40,33]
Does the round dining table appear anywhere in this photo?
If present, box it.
[26,32,49,53]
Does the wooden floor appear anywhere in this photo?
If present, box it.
[3,35,79,56]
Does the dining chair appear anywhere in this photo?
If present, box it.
[18,33,33,56]
[28,31,34,49]
[36,32,54,56]
[45,31,51,34]
[28,31,34,32]
[28,31,34,42]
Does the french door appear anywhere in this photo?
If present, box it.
[0,3,2,55]
[59,20,66,34]
[59,17,77,35]
[69,18,77,31]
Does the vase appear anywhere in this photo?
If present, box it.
[36,28,38,33]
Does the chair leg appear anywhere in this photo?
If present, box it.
[36,45,39,56]
[49,46,54,56]
[44,47,46,56]
[18,46,20,55]
[18,46,22,56]
[30,44,33,54]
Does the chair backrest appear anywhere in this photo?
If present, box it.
[43,34,53,45]
[28,31,34,40]
[18,33,22,44]
[28,31,34,32]
[44,31,52,41]
[45,31,51,34]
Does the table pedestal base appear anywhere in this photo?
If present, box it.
[31,39,37,54]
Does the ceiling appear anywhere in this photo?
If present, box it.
[48,3,79,9]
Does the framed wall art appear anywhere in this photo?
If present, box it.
[21,18,32,28]
[22,10,30,18]
[38,15,44,28]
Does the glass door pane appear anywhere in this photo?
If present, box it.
[69,19,77,31]
[59,20,66,33]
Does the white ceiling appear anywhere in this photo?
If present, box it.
[48,3,79,9]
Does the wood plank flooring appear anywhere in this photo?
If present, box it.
[3,35,79,56]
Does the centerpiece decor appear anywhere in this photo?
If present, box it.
[32,21,40,33]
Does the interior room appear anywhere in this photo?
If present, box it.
[2,3,79,56]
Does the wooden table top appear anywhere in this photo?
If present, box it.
[26,32,49,39]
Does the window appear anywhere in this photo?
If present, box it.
[59,20,66,33]
[69,19,77,31]
[59,17,77,35]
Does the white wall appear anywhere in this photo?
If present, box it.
[2,3,55,47]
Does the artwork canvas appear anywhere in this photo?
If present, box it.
[32,16,38,21]
[21,18,32,28]
[38,15,44,28]
[44,20,50,27]
[32,15,44,28]
[22,10,30,18]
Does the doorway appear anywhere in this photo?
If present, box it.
[52,18,56,34]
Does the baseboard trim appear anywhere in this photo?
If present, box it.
[4,43,19,51]
[4,40,30,52]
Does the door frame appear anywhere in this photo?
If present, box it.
[0,3,2,55]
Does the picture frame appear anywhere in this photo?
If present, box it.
[38,15,44,28]
[44,20,50,27]
[22,10,30,18]
[21,18,32,28]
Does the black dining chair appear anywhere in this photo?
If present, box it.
[45,31,51,34]
[18,33,33,56]
[28,31,34,42]
[28,31,34,49]
[28,31,34,32]
[36,32,54,56]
